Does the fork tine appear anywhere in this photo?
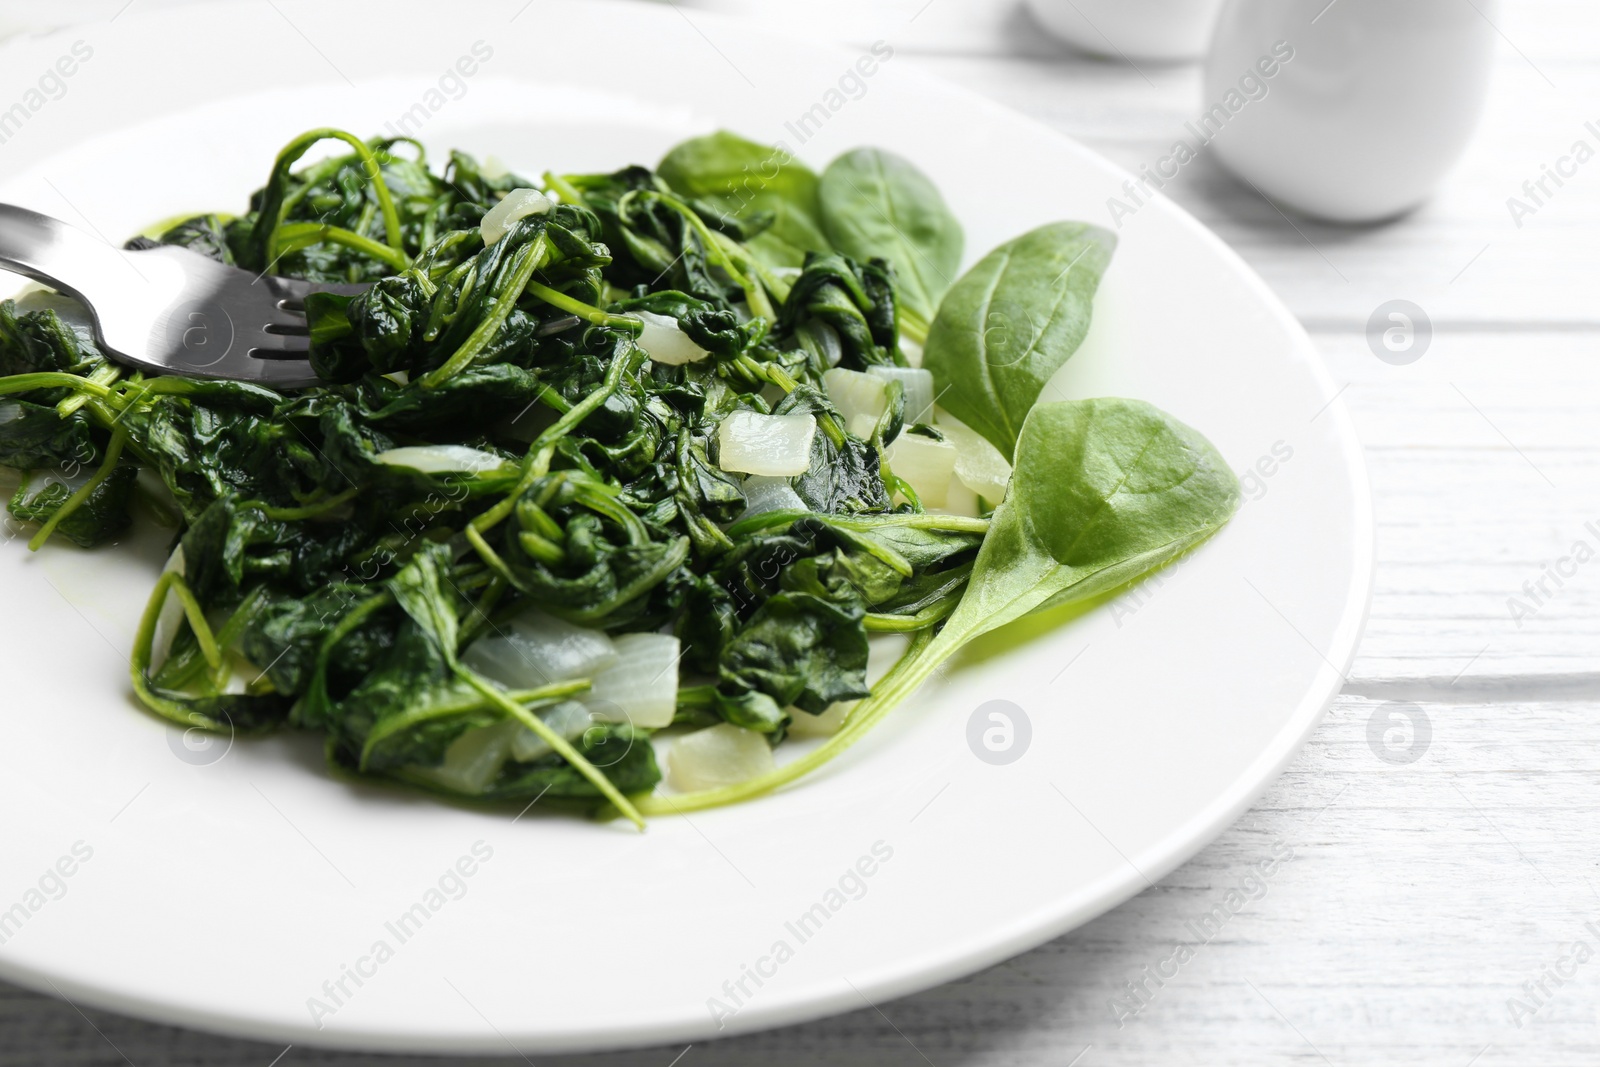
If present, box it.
[247,332,311,357]
[243,356,320,389]
[263,275,373,300]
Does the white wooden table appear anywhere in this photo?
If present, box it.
[6,0,1600,1062]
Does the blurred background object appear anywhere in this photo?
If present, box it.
[1206,0,1499,222]
[1023,0,1229,62]
[0,0,203,40]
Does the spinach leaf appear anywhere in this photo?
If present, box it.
[657,131,832,267]
[851,398,1240,725]
[0,400,95,470]
[818,148,963,333]
[9,465,135,548]
[923,222,1116,458]
[718,591,870,719]
[776,253,900,370]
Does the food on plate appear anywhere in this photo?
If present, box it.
[0,128,1240,825]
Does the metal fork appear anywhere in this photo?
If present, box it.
[0,203,370,389]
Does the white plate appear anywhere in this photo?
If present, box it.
[0,0,1372,1053]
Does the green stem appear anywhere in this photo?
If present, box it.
[0,372,111,400]
[251,485,363,522]
[464,524,520,586]
[420,233,548,388]
[524,280,642,330]
[542,171,585,205]
[130,570,227,728]
[273,222,410,272]
[57,363,121,418]
[28,427,125,551]
[256,128,405,268]
[458,668,645,829]
[864,597,957,631]
[470,348,643,536]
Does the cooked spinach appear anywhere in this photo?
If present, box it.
[0,127,1238,826]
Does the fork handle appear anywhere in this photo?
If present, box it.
[0,202,138,311]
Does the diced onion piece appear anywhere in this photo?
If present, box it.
[939,473,981,518]
[463,610,616,690]
[846,412,879,440]
[716,410,816,477]
[509,700,597,763]
[634,310,712,366]
[480,187,552,244]
[823,367,888,432]
[420,720,520,795]
[738,475,806,521]
[886,432,957,508]
[899,335,924,368]
[375,445,511,475]
[480,154,511,181]
[937,414,1013,503]
[788,701,853,738]
[667,723,776,791]
[584,633,680,729]
[150,544,187,673]
[868,366,936,424]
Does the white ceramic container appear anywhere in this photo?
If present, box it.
[1205,0,1498,222]
[1025,0,1230,62]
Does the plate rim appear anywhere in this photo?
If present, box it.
[0,1,1375,1052]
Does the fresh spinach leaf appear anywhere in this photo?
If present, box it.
[658,131,832,267]
[923,222,1116,458]
[818,148,963,333]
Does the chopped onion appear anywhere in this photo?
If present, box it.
[419,720,520,795]
[738,475,806,521]
[788,701,853,738]
[509,700,598,763]
[939,473,981,518]
[480,154,511,181]
[462,610,617,690]
[150,544,187,673]
[868,366,936,424]
[846,413,879,440]
[937,414,1012,503]
[899,335,924,368]
[886,432,958,508]
[480,187,552,245]
[633,311,711,366]
[716,410,816,477]
[667,723,775,791]
[823,368,889,432]
[374,445,511,475]
[584,632,680,729]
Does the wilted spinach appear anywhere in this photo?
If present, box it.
[0,125,1239,827]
